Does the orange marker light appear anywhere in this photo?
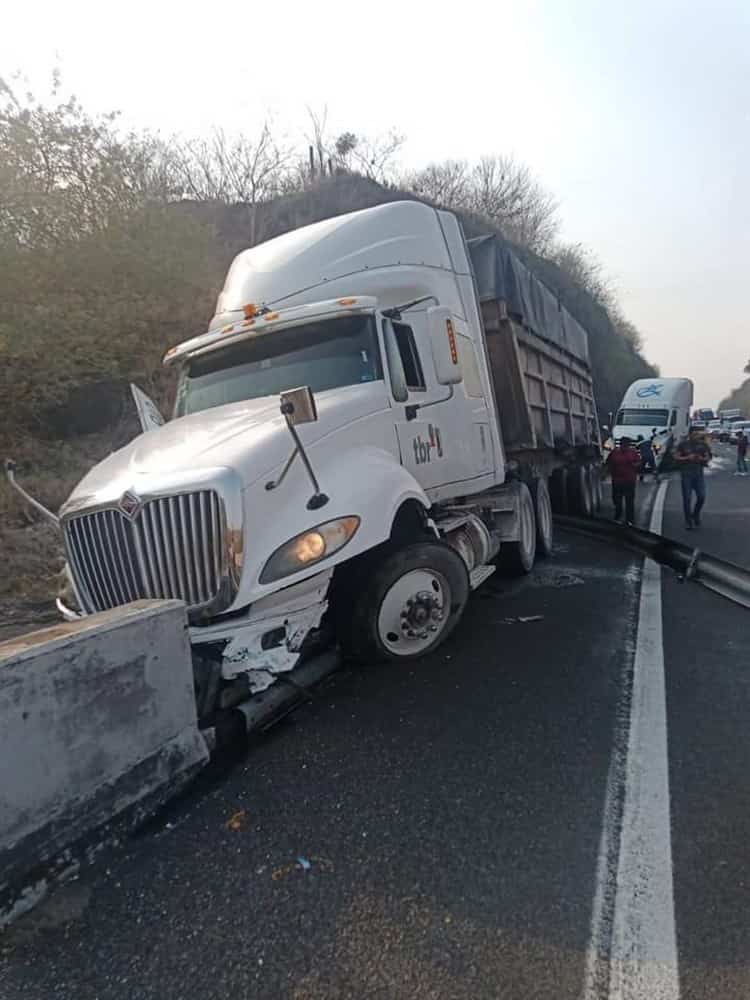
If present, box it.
[242,319,255,328]
[338,297,357,306]
[446,318,458,364]
[264,312,279,322]
[243,303,258,319]
[222,324,234,334]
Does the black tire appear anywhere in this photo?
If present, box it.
[587,464,603,513]
[567,464,593,517]
[497,482,537,575]
[549,467,569,514]
[342,541,470,664]
[530,476,554,557]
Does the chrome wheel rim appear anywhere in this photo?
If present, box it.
[377,568,451,656]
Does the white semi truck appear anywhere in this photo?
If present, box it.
[611,377,694,468]
[10,202,603,721]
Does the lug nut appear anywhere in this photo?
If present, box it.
[401,621,408,630]
[419,631,428,639]
[429,625,438,632]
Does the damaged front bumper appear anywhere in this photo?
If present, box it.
[189,569,333,693]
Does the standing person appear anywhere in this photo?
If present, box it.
[735,431,748,476]
[637,434,658,482]
[650,428,661,480]
[605,436,641,525]
[675,426,713,529]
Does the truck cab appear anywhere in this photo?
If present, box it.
[612,377,694,463]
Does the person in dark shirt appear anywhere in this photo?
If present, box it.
[605,436,641,524]
[636,434,658,482]
[735,431,748,476]
[675,427,712,529]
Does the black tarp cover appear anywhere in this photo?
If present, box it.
[468,234,590,366]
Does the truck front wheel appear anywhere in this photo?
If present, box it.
[343,542,470,663]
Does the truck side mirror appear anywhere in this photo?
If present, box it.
[279,386,318,425]
[427,307,463,386]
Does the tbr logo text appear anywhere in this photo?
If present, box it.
[413,424,444,464]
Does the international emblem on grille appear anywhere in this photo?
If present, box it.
[118,490,141,519]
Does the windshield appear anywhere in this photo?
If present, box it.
[616,408,669,427]
[174,314,382,416]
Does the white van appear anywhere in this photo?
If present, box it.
[612,378,694,464]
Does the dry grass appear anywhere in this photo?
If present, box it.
[0,522,65,602]
[0,429,123,604]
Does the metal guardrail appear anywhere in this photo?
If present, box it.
[555,514,750,610]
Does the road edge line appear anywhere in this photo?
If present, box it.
[581,480,679,999]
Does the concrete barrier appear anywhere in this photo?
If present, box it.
[0,600,208,924]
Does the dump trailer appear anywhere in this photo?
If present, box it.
[11,201,603,725]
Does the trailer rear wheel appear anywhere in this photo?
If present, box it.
[588,465,603,513]
[497,482,537,575]
[343,542,470,663]
[549,467,569,514]
[567,464,593,517]
[531,477,554,557]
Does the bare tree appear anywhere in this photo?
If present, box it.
[303,107,404,183]
[344,129,404,183]
[548,241,614,307]
[170,124,292,241]
[467,156,559,253]
[405,159,471,207]
[0,78,174,249]
[405,154,558,254]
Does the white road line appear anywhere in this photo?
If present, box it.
[582,480,679,1000]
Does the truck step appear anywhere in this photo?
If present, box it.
[469,564,496,590]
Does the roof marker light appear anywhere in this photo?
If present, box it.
[338,297,357,306]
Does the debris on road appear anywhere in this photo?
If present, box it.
[494,615,545,625]
[225,809,248,832]
[271,855,333,881]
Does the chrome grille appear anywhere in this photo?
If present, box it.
[64,491,226,614]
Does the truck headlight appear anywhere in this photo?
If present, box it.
[260,516,360,583]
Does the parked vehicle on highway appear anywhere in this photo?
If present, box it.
[10,202,604,720]
[694,407,715,423]
[612,377,693,469]
[728,420,750,444]
[719,408,744,425]
[707,419,723,440]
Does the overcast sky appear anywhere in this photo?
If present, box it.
[3,0,748,407]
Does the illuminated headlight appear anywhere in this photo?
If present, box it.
[260,516,360,584]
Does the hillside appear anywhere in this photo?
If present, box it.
[1,171,657,605]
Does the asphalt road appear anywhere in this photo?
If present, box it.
[1,447,748,999]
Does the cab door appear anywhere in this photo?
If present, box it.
[383,316,487,494]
